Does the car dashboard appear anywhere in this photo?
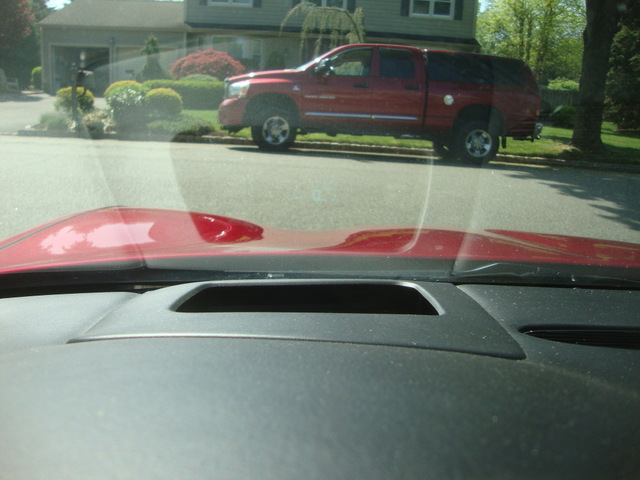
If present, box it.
[1,279,639,479]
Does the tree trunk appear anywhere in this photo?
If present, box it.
[571,0,625,152]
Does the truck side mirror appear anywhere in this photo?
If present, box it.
[314,59,333,76]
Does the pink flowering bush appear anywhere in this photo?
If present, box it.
[170,49,245,80]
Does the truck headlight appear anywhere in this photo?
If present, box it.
[227,80,250,99]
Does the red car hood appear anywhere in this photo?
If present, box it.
[0,207,639,274]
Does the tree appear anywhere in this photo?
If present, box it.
[135,35,172,82]
[0,0,34,51]
[477,0,585,82]
[571,0,628,152]
[280,1,365,58]
[605,1,640,131]
[0,0,51,88]
[170,49,245,80]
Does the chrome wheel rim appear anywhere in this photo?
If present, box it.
[262,116,290,146]
[465,129,492,158]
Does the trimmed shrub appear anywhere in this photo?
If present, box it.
[104,80,148,101]
[170,49,244,80]
[549,105,576,128]
[142,79,224,110]
[180,74,218,82]
[265,51,285,70]
[107,86,148,129]
[54,87,95,113]
[83,109,112,135]
[31,66,42,89]
[145,88,183,116]
[147,114,214,137]
[135,35,173,82]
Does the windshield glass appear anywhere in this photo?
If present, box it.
[0,0,638,288]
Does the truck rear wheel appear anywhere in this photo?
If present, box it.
[251,110,297,151]
[454,121,499,166]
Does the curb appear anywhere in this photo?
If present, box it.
[12,129,640,174]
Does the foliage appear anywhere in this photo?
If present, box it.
[107,86,148,128]
[147,114,214,137]
[477,0,585,82]
[0,0,34,50]
[82,109,112,135]
[39,112,70,131]
[170,49,244,80]
[54,86,95,113]
[145,88,183,116]
[179,74,218,82]
[547,77,579,91]
[265,51,286,70]
[104,80,148,100]
[0,0,51,87]
[143,79,224,109]
[30,66,41,89]
[135,35,172,83]
[281,1,365,57]
[549,105,576,127]
[606,1,640,130]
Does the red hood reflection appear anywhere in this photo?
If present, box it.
[0,207,639,274]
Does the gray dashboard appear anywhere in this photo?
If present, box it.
[1,280,639,479]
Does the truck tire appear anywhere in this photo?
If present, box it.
[454,121,499,166]
[251,110,297,151]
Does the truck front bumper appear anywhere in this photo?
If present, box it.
[218,98,249,129]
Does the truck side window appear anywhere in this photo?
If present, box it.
[427,52,493,84]
[330,48,373,76]
[379,48,415,79]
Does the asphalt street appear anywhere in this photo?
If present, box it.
[1,135,639,246]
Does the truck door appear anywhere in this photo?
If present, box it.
[367,47,425,134]
[301,47,374,133]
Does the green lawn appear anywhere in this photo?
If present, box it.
[185,109,640,164]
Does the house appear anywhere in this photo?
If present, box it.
[39,0,479,94]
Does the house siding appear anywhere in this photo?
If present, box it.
[185,0,478,49]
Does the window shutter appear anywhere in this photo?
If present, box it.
[454,0,464,20]
[347,0,355,12]
[254,0,262,6]
[400,0,410,17]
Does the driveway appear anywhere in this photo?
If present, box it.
[0,92,107,134]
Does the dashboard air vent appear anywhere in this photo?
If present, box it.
[521,327,640,350]
[177,283,439,315]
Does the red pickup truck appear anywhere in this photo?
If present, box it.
[218,43,542,164]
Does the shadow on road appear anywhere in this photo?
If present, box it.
[227,146,465,167]
[501,164,640,234]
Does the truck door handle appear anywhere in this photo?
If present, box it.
[405,85,419,90]
[353,83,369,88]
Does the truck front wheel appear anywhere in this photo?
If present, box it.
[251,111,297,151]
[454,121,499,166]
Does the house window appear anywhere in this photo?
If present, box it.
[310,0,347,8]
[411,0,453,18]
[210,0,251,5]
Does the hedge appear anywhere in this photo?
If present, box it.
[145,88,183,116]
[142,80,224,110]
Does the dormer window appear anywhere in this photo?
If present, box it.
[210,0,251,5]
[411,0,453,18]
[310,0,347,7]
